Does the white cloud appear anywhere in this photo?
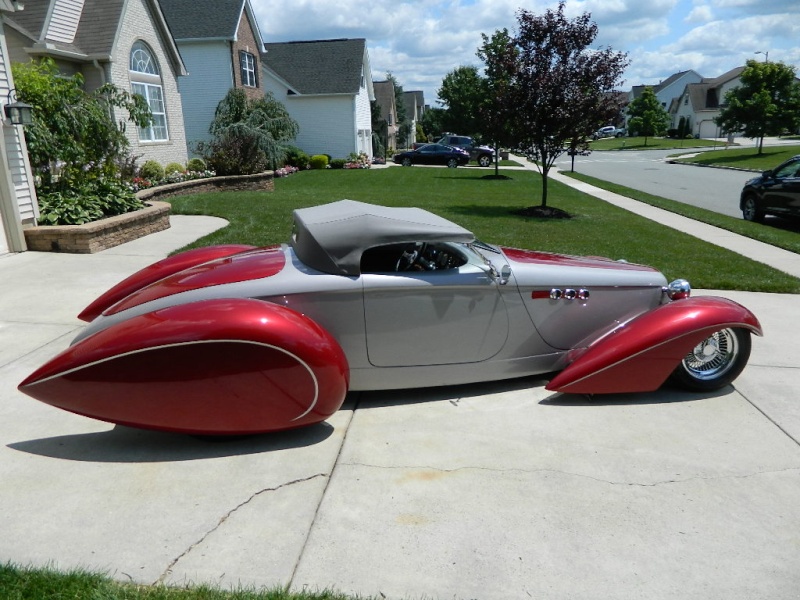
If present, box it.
[251,0,800,104]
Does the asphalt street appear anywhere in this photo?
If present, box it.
[554,147,753,218]
[553,137,800,222]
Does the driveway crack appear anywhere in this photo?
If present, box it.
[154,472,327,584]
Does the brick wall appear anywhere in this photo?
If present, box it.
[110,0,188,166]
[231,11,264,101]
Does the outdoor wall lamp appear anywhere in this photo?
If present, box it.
[4,89,33,125]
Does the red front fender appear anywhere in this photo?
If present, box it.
[21,299,349,435]
[545,296,762,394]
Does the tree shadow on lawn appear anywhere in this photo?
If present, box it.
[449,203,574,221]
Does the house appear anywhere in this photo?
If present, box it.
[159,0,266,155]
[672,67,745,139]
[4,0,188,168]
[262,38,375,160]
[629,70,703,111]
[403,90,425,146]
[373,79,398,153]
[0,1,38,253]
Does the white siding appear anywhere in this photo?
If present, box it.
[263,68,373,159]
[110,0,187,166]
[45,0,86,43]
[287,95,356,158]
[0,24,38,231]
[175,41,235,154]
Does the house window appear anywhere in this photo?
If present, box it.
[240,51,258,87]
[130,41,168,142]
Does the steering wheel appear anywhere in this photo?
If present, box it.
[396,242,427,271]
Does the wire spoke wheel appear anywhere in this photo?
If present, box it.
[670,328,751,391]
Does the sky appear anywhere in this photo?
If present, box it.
[250,0,800,107]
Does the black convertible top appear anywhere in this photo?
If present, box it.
[290,200,474,275]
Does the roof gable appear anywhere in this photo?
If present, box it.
[159,0,246,41]
[263,38,368,95]
[5,0,184,73]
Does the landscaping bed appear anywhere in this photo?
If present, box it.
[23,172,274,253]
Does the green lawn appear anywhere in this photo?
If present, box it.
[0,562,364,600]
[168,166,799,293]
[589,136,724,151]
[668,144,800,171]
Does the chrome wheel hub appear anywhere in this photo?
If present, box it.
[682,329,739,381]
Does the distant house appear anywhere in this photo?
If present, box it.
[373,80,398,153]
[159,0,266,155]
[4,0,188,167]
[672,67,745,138]
[629,70,704,111]
[262,38,375,160]
[403,90,425,146]
[0,0,37,253]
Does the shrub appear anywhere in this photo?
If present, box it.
[37,178,144,226]
[164,162,185,175]
[186,157,206,172]
[329,159,346,169]
[197,130,268,176]
[284,146,310,169]
[139,160,164,181]
[310,155,329,170]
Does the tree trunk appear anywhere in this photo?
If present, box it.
[540,166,549,207]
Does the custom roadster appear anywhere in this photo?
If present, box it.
[20,200,762,435]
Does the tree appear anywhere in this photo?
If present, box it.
[715,60,800,154]
[626,86,670,145]
[485,2,628,208]
[385,73,409,147]
[477,29,517,176]
[199,88,299,174]
[419,107,447,141]
[12,57,152,191]
[437,65,485,136]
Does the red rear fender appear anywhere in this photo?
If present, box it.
[21,299,349,435]
[545,296,762,394]
[78,245,257,322]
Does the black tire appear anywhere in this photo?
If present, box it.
[669,328,751,392]
[401,157,412,167]
[742,195,764,223]
[447,158,459,168]
[478,154,492,167]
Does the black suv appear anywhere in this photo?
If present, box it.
[740,155,800,222]
[435,135,494,167]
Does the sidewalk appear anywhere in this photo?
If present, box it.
[1,199,799,599]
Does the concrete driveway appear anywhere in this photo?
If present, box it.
[1,215,799,600]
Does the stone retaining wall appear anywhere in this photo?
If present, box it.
[23,172,274,253]
[24,201,171,254]
[136,171,275,202]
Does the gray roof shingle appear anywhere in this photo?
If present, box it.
[263,38,366,95]
[158,0,244,40]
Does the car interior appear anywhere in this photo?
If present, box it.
[360,242,468,273]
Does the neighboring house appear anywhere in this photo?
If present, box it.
[629,70,703,110]
[403,90,424,145]
[0,1,38,254]
[4,0,188,168]
[372,79,398,153]
[672,66,745,139]
[159,0,266,155]
[262,38,375,160]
